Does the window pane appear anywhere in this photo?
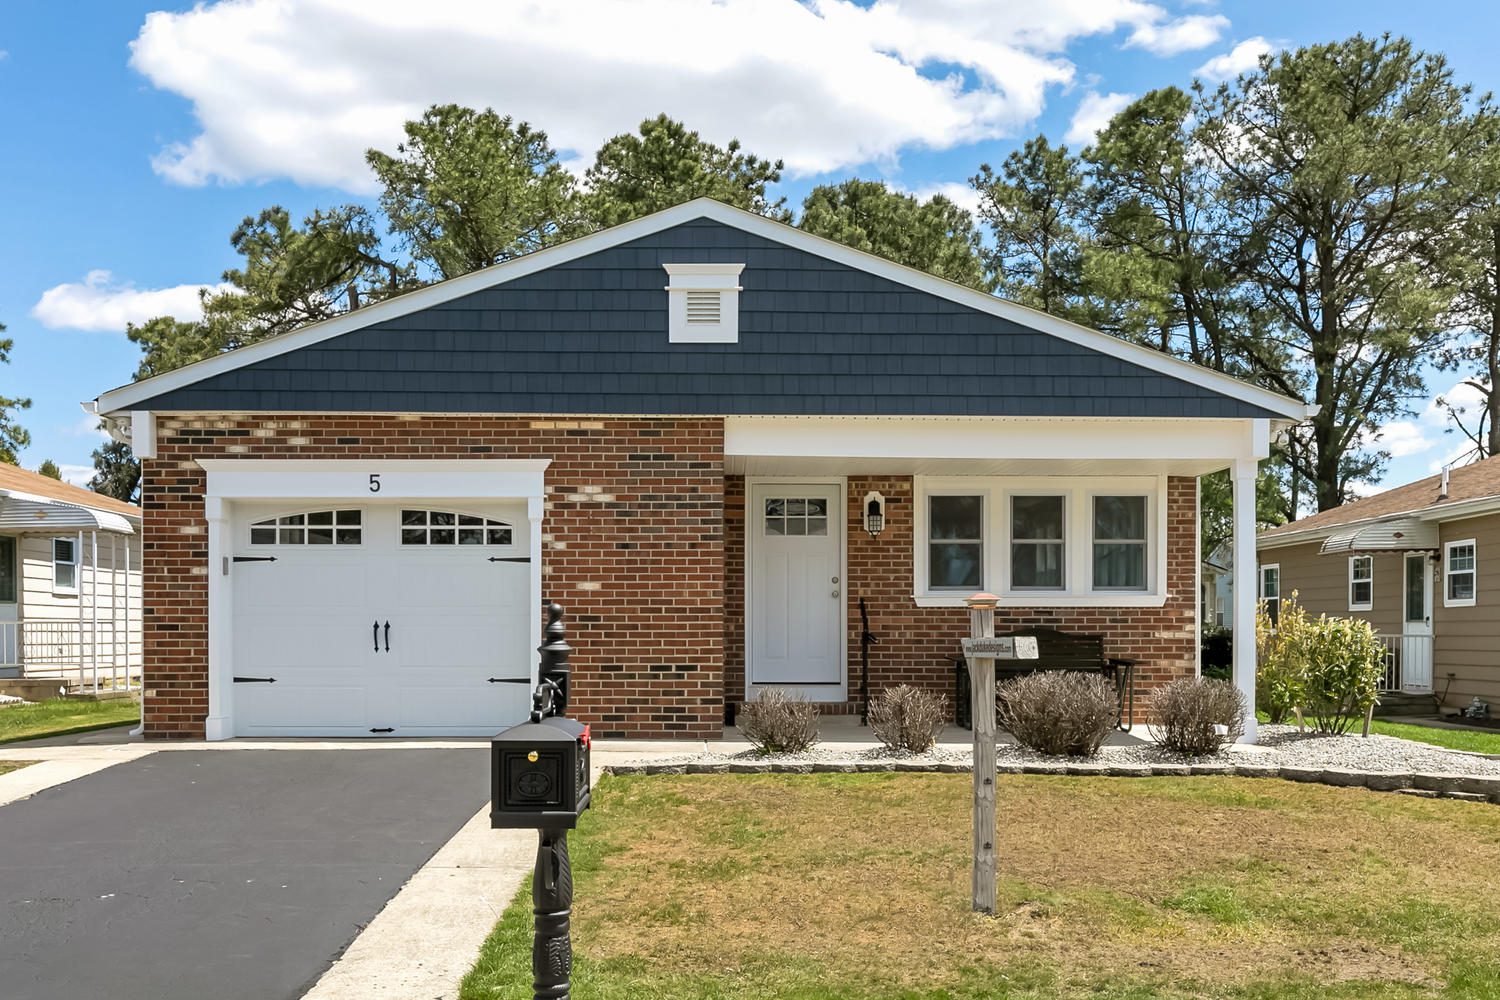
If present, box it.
[1012,542,1064,589]
[307,511,333,526]
[930,542,982,589]
[1262,567,1280,599]
[807,499,827,517]
[487,528,512,546]
[281,514,306,526]
[931,495,983,540]
[765,499,784,517]
[458,514,484,526]
[1094,496,1146,540]
[430,511,455,526]
[1449,545,1475,572]
[307,527,334,545]
[1405,558,1425,623]
[56,563,77,590]
[765,517,785,536]
[431,528,455,545]
[1352,580,1372,606]
[786,499,807,516]
[336,510,361,525]
[402,529,426,545]
[279,528,304,545]
[1011,496,1063,540]
[402,510,427,526]
[786,517,806,536]
[251,527,276,545]
[458,528,485,545]
[54,538,75,563]
[336,528,362,546]
[1094,542,1145,589]
[0,537,15,603]
[1450,572,1475,602]
[807,516,827,536]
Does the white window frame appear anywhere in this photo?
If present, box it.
[1087,491,1153,593]
[1444,539,1477,608]
[1259,562,1281,625]
[52,536,79,595]
[911,475,1166,607]
[663,263,744,344]
[923,490,989,593]
[1348,554,1373,612]
[1006,491,1069,594]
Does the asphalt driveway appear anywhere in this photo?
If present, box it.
[0,748,490,1000]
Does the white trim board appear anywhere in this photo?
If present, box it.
[92,199,1314,422]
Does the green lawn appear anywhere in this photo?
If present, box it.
[0,698,139,745]
[0,760,35,776]
[1261,712,1500,756]
[462,773,1500,1000]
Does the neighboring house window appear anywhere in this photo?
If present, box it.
[53,537,78,593]
[927,494,984,590]
[1259,563,1280,626]
[1444,540,1477,607]
[251,510,363,545]
[401,510,513,546]
[1348,555,1373,611]
[1010,495,1066,591]
[0,536,16,603]
[1092,495,1148,591]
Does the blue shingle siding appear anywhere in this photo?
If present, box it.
[131,218,1279,418]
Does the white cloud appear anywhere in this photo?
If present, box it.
[1195,36,1279,82]
[58,465,95,488]
[1125,14,1228,56]
[128,0,1234,192]
[1369,419,1433,459]
[1065,91,1136,145]
[31,270,228,332]
[907,181,984,217]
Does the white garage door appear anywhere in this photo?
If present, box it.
[230,502,533,737]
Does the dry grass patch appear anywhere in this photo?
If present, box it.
[462,774,1500,999]
[0,760,35,776]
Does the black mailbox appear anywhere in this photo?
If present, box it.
[491,715,591,830]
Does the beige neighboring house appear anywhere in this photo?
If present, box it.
[1257,456,1500,713]
[0,463,142,696]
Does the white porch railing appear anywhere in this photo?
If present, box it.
[0,620,142,695]
[1376,633,1434,694]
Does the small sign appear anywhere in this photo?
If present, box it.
[962,636,1040,660]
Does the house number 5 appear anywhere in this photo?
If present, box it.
[368,474,381,493]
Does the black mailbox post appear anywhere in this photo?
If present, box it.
[492,603,591,1000]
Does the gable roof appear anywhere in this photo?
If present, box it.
[92,199,1314,421]
[1259,454,1500,548]
[0,462,139,519]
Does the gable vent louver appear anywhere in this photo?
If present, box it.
[664,262,744,343]
[685,290,721,324]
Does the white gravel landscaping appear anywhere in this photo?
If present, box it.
[599,724,1500,802]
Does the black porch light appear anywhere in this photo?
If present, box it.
[863,491,886,539]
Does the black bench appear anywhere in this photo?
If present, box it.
[951,627,1137,730]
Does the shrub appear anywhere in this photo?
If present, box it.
[997,671,1117,758]
[868,685,948,753]
[1148,677,1246,755]
[738,689,820,754]
[1255,594,1309,725]
[1300,615,1386,735]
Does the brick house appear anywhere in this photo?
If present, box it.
[89,199,1311,741]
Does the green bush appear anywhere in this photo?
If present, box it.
[1299,615,1386,735]
[1255,595,1307,726]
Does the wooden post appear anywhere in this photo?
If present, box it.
[965,592,999,915]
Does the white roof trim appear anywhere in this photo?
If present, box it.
[93,199,1315,421]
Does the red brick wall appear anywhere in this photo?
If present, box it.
[142,415,724,739]
[723,474,1198,723]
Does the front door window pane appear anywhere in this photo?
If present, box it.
[766,497,831,538]
[0,537,15,603]
[1405,557,1426,624]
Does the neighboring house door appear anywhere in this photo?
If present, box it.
[0,536,17,668]
[748,483,844,696]
[230,503,533,737]
[1402,552,1434,693]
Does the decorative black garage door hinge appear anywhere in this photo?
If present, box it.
[370,727,395,734]
[233,676,277,684]
[487,556,531,563]
[487,676,530,683]
[232,556,278,564]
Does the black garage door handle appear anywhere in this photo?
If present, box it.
[373,621,380,652]
[384,621,390,652]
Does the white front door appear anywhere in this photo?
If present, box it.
[1401,552,1434,693]
[231,502,533,736]
[749,483,843,695]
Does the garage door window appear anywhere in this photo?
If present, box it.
[401,509,513,546]
[250,510,363,545]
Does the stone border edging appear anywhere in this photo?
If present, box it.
[599,759,1500,805]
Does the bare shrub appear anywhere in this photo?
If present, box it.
[997,671,1117,758]
[868,685,949,753]
[1148,677,1246,756]
[738,689,820,754]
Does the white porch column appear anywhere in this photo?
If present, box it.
[528,495,545,689]
[204,497,234,741]
[1232,458,1259,743]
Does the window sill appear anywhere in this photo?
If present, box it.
[1349,604,1373,613]
[1443,598,1477,609]
[912,593,1168,609]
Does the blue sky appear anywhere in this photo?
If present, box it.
[0,0,1491,488]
